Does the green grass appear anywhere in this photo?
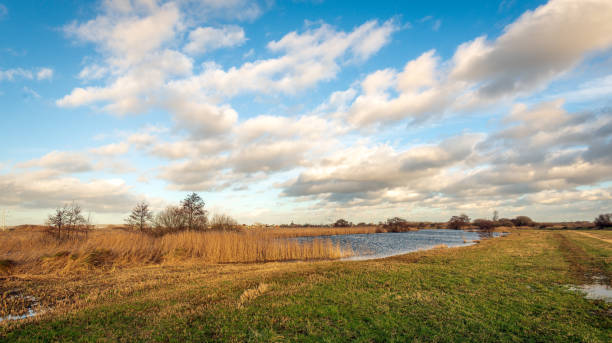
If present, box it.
[2,230,611,342]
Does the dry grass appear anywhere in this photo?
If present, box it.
[237,282,270,308]
[0,228,352,275]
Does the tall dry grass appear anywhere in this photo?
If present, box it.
[0,228,352,274]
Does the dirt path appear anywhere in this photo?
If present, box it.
[572,231,612,244]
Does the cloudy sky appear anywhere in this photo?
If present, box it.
[1,0,612,225]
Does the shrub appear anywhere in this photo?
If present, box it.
[497,218,515,227]
[334,219,350,227]
[473,219,496,231]
[448,214,470,230]
[210,214,240,231]
[594,213,612,229]
[512,216,535,227]
[383,217,414,232]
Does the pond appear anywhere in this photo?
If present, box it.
[293,229,505,261]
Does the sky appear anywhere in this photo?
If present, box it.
[1,0,612,225]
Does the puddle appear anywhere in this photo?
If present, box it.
[0,294,45,323]
[568,275,612,303]
[0,308,42,322]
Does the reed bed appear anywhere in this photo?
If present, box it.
[0,228,353,274]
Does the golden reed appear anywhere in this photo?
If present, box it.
[0,228,353,274]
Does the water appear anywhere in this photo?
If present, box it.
[568,275,612,303]
[293,229,504,261]
[0,295,44,323]
[569,284,612,302]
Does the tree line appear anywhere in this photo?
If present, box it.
[125,192,239,235]
[46,193,239,239]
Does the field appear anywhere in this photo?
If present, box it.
[1,229,611,342]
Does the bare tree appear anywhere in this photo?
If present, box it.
[181,193,208,230]
[46,202,90,240]
[47,207,67,239]
[154,206,187,235]
[126,201,154,233]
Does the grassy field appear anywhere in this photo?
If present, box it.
[1,229,611,342]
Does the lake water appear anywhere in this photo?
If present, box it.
[293,229,504,260]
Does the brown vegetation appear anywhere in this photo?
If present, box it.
[0,227,352,275]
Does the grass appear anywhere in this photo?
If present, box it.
[1,229,611,342]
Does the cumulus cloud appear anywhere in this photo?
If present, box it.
[184,25,246,55]
[17,151,94,173]
[0,169,140,213]
[451,0,612,100]
[90,142,130,156]
[343,0,612,128]
[283,100,612,216]
[58,7,397,137]
[283,133,482,201]
[153,113,340,190]
[188,19,398,96]
[64,1,182,69]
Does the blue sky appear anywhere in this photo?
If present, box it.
[1,0,611,225]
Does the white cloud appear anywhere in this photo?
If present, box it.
[343,0,612,128]
[36,68,54,80]
[184,19,398,96]
[184,25,246,55]
[0,67,54,82]
[90,142,130,156]
[0,4,7,20]
[450,0,612,100]
[57,49,193,113]
[0,169,140,213]
[65,1,182,69]
[17,151,94,173]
